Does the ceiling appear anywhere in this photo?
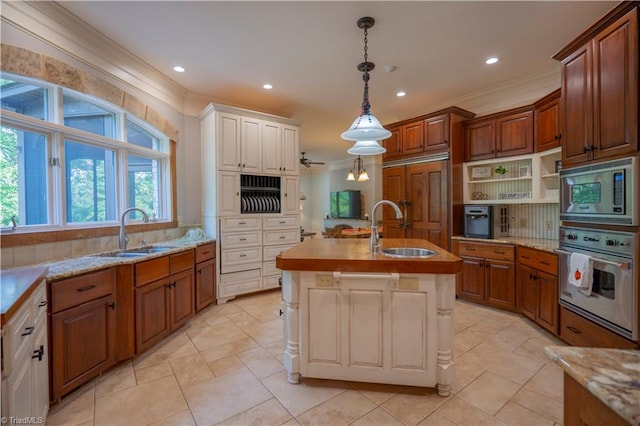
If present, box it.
[56,1,615,163]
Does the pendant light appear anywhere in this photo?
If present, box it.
[346,156,369,181]
[341,17,390,155]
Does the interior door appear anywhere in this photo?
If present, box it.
[406,161,449,249]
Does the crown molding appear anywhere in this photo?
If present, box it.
[2,1,188,112]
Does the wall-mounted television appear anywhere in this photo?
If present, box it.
[330,190,361,219]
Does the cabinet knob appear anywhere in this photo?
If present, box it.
[242,163,246,167]
[108,302,116,310]
[38,300,47,307]
[237,163,241,167]
[32,345,44,361]
[554,134,562,140]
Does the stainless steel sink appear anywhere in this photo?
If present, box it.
[382,247,436,258]
[94,245,176,258]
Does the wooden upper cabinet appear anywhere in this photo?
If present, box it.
[534,89,562,152]
[496,109,534,158]
[401,120,425,155]
[382,125,402,161]
[424,114,450,153]
[464,118,495,161]
[556,4,638,167]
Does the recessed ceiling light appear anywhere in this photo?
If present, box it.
[485,57,499,65]
[263,83,273,90]
[173,66,186,72]
[396,91,406,97]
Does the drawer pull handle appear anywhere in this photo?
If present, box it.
[108,302,116,310]
[465,247,475,251]
[38,300,47,307]
[521,255,530,259]
[279,221,286,224]
[280,236,286,239]
[21,326,35,336]
[567,326,581,334]
[494,251,505,254]
[32,345,44,361]
[540,261,551,266]
[201,251,211,256]
[239,254,247,258]
[239,238,247,241]
[77,285,96,292]
[239,222,246,225]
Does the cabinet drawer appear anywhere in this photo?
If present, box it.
[263,216,299,229]
[4,300,34,373]
[220,247,262,273]
[559,307,638,349]
[221,231,262,248]
[263,244,296,261]
[518,247,557,276]
[263,275,281,290]
[221,216,261,231]
[263,260,280,276]
[219,269,261,297]
[135,256,170,287]
[170,250,194,274]
[195,243,216,263]
[457,241,514,261]
[263,229,299,246]
[51,268,115,313]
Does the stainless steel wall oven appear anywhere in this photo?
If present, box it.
[556,226,638,341]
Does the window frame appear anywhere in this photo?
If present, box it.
[0,73,177,246]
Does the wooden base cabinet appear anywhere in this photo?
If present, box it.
[135,250,195,354]
[564,373,629,426]
[455,241,516,311]
[559,306,638,349]
[517,247,558,335]
[195,243,216,312]
[49,268,117,401]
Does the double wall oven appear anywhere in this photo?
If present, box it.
[558,156,639,342]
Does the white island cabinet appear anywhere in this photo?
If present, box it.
[277,238,460,396]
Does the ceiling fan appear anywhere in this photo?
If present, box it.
[300,152,325,168]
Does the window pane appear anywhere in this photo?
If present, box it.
[0,126,49,226]
[127,154,160,220]
[65,140,117,223]
[63,94,115,138]
[127,120,161,151]
[0,78,48,120]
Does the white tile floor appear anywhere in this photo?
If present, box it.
[47,290,566,425]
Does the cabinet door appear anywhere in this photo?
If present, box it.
[262,121,282,174]
[405,162,448,250]
[282,126,300,175]
[52,295,116,400]
[593,8,638,160]
[382,166,406,238]
[561,43,593,167]
[31,325,49,419]
[485,259,516,311]
[195,259,216,312]
[496,110,534,157]
[459,256,485,303]
[240,117,262,173]
[6,353,32,419]
[217,171,239,216]
[382,125,402,161]
[536,270,558,335]
[464,119,495,161]
[535,96,561,152]
[135,279,171,354]
[401,121,425,155]
[424,114,450,153]
[170,269,195,330]
[217,112,241,171]
[517,264,537,321]
[282,176,299,215]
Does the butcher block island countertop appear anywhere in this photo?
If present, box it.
[277,238,460,396]
[275,238,462,274]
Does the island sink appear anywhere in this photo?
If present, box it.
[382,247,436,258]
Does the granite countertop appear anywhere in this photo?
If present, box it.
[276,238,461,274]
[0,265,49,326]
[545,346,640,425]
[452,235,559,253]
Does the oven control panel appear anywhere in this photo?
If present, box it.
[559,226,635,256]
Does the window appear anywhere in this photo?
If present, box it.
[0,73,172,231]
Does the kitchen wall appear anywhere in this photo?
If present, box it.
[508,204,560,240]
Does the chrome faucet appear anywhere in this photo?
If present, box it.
[119,207,149,250]
[370,200,403,253]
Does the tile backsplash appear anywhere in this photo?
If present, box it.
[1,227,185,269]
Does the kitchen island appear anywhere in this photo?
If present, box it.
[275,238,461,396]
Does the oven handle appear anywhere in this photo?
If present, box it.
[554,249,631,270]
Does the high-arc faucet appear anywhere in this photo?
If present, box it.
[119,207,149,250]
[370,200,403,253]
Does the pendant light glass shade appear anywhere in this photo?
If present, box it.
[341,113,392,141]
[347,140,386,156]
[346,155,371,181]
[357,169,369,181]
[346,170,356,181]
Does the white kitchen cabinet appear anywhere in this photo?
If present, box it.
[297,271,438,387]
[240,117,263,173]
[262,122,300,176]
[281,125,300,175]
[217,171,240,216]
[216,112,242,172]
[1,279,49,423]
[282,176,300,215]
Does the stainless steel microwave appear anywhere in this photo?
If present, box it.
[560,157,639,225]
